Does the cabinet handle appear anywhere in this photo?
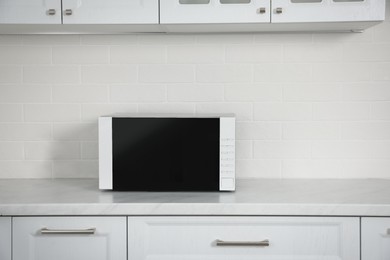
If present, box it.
[216,239,270,247]
[275,7,283,14]
[258,7,266,14]
[40,227,96,235]
[47,9,56,16]
[64,9,73,16]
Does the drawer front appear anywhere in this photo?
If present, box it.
[128,216,359,260]
[13,216,126,260]
[362,217,390,260]
[0,217,11,260]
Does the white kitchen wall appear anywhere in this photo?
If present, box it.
[0,7,389,179]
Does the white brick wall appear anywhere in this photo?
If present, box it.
[0,13,390,179]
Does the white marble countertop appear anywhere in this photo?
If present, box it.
[0,179,390,216]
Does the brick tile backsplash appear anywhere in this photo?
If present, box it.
[0,85,51,103]
[24,104,81,122]
[225,44,282,63]
[196,65,252,83]
[283,83,341,102]
[284,43,342,63]
[0,142,24,160]
[168,45,224,64]
[82,65,137,84]
[225,84,282,102]
[111,45,166,64]
[139,65,194,83]
[254,103,312,121]
[0,124,52,141]
[81,104,138,122]
[24,141,81,160]
[0,46,51,64]
[23,65,80,84]
[0,161,52,178]
[111,84,166,102]
[53,46,109,64]
[341,82,390,101]
[0,105,23,122]
[0,66,22,83]
[0,30,389,179]
[196,103,252,121]
[52,85,108,103]
[167,84,224,102]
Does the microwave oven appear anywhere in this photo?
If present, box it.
[99,114,235,191]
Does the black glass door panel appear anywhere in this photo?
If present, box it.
[112,118,220,191]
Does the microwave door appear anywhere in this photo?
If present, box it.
[111,118,220,191]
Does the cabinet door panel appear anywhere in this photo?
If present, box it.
[128,216,360,260]
[0,217,11,260]
[0,0,61,24]
[362,217,390,260]
[13,217,126,260]
[271,0,385,23]
[62,0,158,24]
[160,0,270,24]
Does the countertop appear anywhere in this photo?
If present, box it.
[0,179,390,216]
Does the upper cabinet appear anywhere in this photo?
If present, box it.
[0,0,385,33]
[160,0,271,24]
[0,0,61,24]
[0,0,158,25]
[271,0,386,23]
[160,0,385,24]
[62,0,158,24]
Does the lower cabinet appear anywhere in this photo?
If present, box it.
[10,215,366,260]
[128,216,360,260]
[13,216,127,260]
[0,217,11,260]
[362,217,390,260]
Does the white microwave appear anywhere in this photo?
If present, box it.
[99,114,235,191]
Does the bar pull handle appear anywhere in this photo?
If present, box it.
[40,227,96,235]
[216,239,270,247]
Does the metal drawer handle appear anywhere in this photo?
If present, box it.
[258,7,266,14]
[40,227,96,235]
[64,9,73,16]
[216,239,270,247]
[275,7,283,14]
[47,9,56,16]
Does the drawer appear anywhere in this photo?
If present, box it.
[13,216,126,260]
[362,217,390,260]
[128,216,359,260]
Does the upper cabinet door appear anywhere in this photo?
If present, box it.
[271,0,386,23]
[160,0,271,24]
[0,0,61,24]
[62,0,158,24]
